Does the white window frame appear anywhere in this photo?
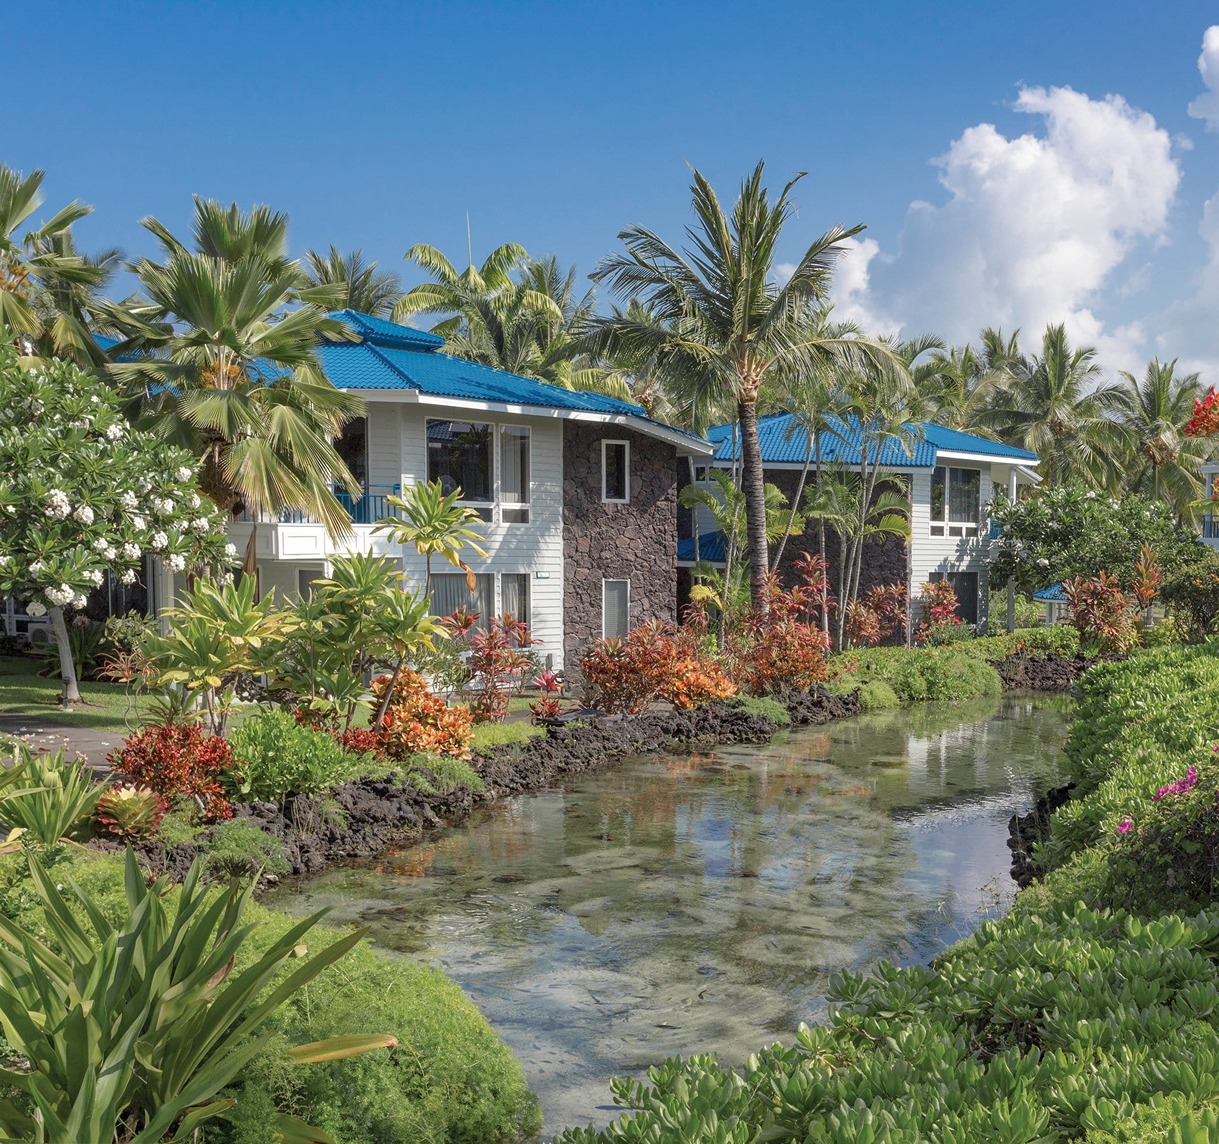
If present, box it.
[426,418,495,521]
[602,578,631,639]
[602,440,630,504]
[497,423,530,525]
[929,465,981,539]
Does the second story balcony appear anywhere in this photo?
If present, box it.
[238,484,400,527]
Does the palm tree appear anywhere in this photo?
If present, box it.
[374,479,488,596]
[0,164,111,363]
[1105,358,1210,518]
[589,161,896,615]
[304,245,401,316]
[987,324,1121,487]
[103,198,363,537]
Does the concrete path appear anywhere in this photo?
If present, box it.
[0,715,116,772]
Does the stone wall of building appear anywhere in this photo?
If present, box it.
[563,423,678,674]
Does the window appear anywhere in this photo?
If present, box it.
[429,572,494,625]
[929,466,981,537]
[693,464,709,483]
[603,579,630,639]
[334,416,368,487]
[499,425,530,523]
[501,573,530,625]
[427,420,493,521]
[297,569,324,602]
[929,571,979,627]
[602,440,629,503]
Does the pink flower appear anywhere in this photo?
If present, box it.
[1117,817,1133,835]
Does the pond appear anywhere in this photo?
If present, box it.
[269,693,1074,1136]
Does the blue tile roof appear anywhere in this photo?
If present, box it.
[1033,582,1068,602]
[677,531,727,564]
[708,412,1038,467]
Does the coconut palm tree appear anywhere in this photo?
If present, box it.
[304,245,401,316]
[1106,357,1210,519]
[589,161,898,615]
[0,163,111,363]
[987,323,1121,487]
[102,198,363,538]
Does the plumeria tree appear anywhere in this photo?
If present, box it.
[0,342,235,704]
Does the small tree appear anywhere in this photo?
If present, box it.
[0,343,234,704]
[375,479,487,595]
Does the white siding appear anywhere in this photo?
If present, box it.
[366,403,402,490]
[909,465,994,627]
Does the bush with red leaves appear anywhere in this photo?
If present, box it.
[107,723,237,821]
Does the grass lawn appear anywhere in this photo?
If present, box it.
[0,656,149,733]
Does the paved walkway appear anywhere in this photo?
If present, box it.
[0,715,116,772]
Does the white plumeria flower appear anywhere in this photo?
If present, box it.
[93,536,110,553]
[190,517,210,533]
[187,493,200,509]
[102,546,117,561]
[87,569,104,586]
[29,560,43,576]
[219,572,234,586]
[120,492,138,511]
[168,554,186,572]
[131,515,147,531]
[176,466,192,482]
[120,568,136,585]
[46,490,70,519]
[105,423,123,440]
[151,532,168,551]
[73,593,88,609]
[46,584,75,607]
[26,601,46,617]
[73,505,95,526]
[122,543,141,560]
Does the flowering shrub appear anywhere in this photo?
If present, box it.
[1063,572,1139,654]
[580,623,679,714]
[370,670,474,759]
[107,723,237,820]
[95,784,168,840]
[1186,387,1219,436]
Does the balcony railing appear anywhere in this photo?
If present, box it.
[1204,514,1219,540]
[239,484,400,526]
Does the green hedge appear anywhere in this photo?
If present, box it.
[834,646,1002,703]
[0,849,540,1144]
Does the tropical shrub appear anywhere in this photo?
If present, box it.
[228,707,363,800]
[920,577,961,626]
[370,670,474,759]
[529,669,564,723]
[969,625,1081,660]
[0,849,394,1143]
[204,817,291,880]
[34,615,107,680]
[986,589,1043,633]
[580,623,676,714]
[853,678,900,710]
[399,752,484,795]
[95,784,167,841]
[0,749,102,844]
[1162,546,1219,638]
[465,614,538,723]
[837,646,1002,703]
[108,722,238,820]
[1064,571,1140,653]
[725,695,792,726]
[470,721,546,752]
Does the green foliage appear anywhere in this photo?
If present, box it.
[224,905,542,1144]
[854,679,900,711]
[1162,545,1219,639]
[470,720,546,753]
[557,901,1219,1143]
[986,590,1044,632]
[988,484,1200,594]
[967,624,1081,660]
[725,695,792,726]
[34,617,106,680]
[228,707,362,800]
[1040,643,1219,872]
[399,752,484,795]
[834,646,1002,703]
[0,748,101,844]
[0,848,392,1143]
[918,620,975,646]
[203,817,290,880]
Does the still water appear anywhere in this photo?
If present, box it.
[271,694,1072,1134]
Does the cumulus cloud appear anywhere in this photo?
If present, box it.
[830,85,1180,365]
[1155,191,1219,379]
[1189,26,1219,130]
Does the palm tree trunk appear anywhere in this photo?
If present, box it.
[815,438,829,638]
[48,607,82,706]
[738,398,770,618]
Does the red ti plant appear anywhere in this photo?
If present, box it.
[467,614,539,723]
[1064,571,1139,653]
[1131,544,1162,628]
[529,669,564,723]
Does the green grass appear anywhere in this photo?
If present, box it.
[0,656,149,733]
[470,719,546,752]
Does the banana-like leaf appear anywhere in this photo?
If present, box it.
[285,1033,399,1064]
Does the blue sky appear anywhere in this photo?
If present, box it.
[8,1,1219,377]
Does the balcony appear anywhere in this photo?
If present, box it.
[1204,514,1219,542]
[239,484,400,526]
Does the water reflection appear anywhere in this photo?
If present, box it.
[270,694,1071,1135]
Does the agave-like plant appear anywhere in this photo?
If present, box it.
[0,749,101,846]
[0,849,395,1143]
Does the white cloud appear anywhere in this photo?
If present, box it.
[1155,191,1219,381]
[1188,26,1219,130]
[833,85,1180,362]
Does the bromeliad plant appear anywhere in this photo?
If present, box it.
[0,849,395,1143]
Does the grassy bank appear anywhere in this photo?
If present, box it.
[558,642,1219,1143]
